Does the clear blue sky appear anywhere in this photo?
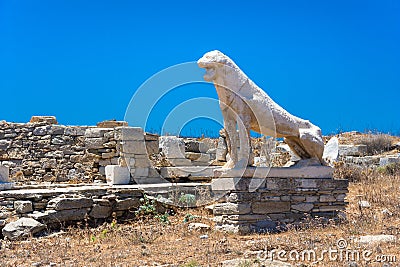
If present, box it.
[1,1,399,136]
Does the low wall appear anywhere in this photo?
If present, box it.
[0,185,144,229]
[0,183,211,229]
[0,119,159,184]
[211,167,348,233]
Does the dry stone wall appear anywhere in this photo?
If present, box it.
[0,119,159,184]
[0,185,144,230]
[212,176,348,233]
[0,119,220,185]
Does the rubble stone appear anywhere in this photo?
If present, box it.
[2,218,45,240]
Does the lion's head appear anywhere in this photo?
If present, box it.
[197,50,231,82]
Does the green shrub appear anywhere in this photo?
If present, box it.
[135,195,156,217]
[377,162,400,175]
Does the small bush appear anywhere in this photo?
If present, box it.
[355,133,392,155]
[377,162,400,176]
[181,260,200,267]
[155,213,170,224]
[179,193,196,208]
[135,195,157,217]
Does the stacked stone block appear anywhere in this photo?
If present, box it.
[184,139,211,166]
[0,187,144,225]
[116,127,160,183]
[159,136,192,166]
[0,119,162,184]
[84,127,120,178]
[213,175,348,233]
[0,120,99,183]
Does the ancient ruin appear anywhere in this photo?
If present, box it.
[0,104,350,236]
[0,52,359,236]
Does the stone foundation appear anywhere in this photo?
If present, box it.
[0,183,211,228]
[211,166,348,233]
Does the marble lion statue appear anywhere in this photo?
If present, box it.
[198,50,324,168]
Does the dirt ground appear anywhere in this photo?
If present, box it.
[0,172,399,267]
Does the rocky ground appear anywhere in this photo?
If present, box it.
[0,170,399,267]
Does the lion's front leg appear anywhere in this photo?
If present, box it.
[223,112,238,169]
[237,114,252,168]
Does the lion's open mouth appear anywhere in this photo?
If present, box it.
[203,67,216,81]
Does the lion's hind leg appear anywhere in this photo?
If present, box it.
[298,127,324,163]
[284,136,309,160]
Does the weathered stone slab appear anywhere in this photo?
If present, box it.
[114,198,140,211]
[168,158,192,166]
[144,133,159,141]
[47,196,93,210]
[0,140,11,151]
[159,136,186,159]
[115,127,144,141]
[345,156,380,165]
[0,165,9,182]
[213,203,251,215]
[339,145,367,156]
[252,201,290,214]
[132,155,152,168]
[89,204,112,219]
[145,140,159,155]
[211,177,266,192]
[30,209,89,223]
[14,200,33,213]
[214,166,333,179]
[49,125,65,135]
[185,140,209,153]
[291,203,314,212]
[185,152,210,162]
[29,116,58,125]
[320,195,336,202]
[316,205,346,212]
[379,155,400,166]
[121,140,147,154]
[33,125,50,136]
[130,167,149,178]
[133,177,168,184]
[323,137,339,164]
[85,128,113,138]
[105,165,130,185]
[96,120,128,128]
[216,137,228,161]
[85,137,106,149]
[2,218,45,240]
[160,166,218,179]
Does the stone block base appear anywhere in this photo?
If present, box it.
[211,167,348,234]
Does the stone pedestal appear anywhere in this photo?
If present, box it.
[211,166,348,234]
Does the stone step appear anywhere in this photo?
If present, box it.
[159,166,219,180]
[214,166,334,179]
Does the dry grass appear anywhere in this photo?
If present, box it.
[355,133,394,155]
